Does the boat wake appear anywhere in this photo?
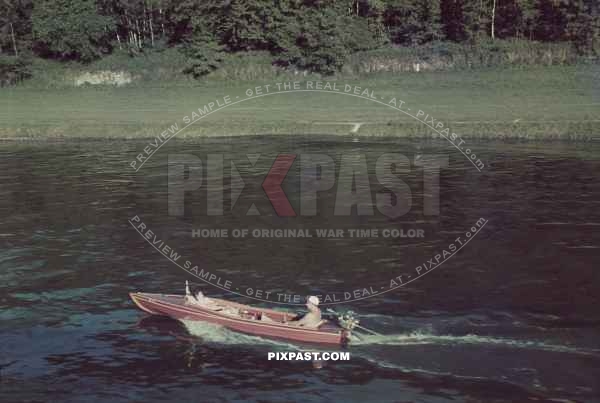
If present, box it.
[352,330,600,356]
[180,313,599,359]
[180,319,303,351]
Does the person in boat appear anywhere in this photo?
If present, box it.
[292,296,322,328]
[194,290,210,304]
[184,281,213,306]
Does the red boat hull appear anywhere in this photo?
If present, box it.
[130,292,349,346]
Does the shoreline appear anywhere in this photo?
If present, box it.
[3,66,598,142]
[0,127,598,142]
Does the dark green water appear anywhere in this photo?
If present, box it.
[1,137,600,403]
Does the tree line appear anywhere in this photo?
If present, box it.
[1,0,599,76]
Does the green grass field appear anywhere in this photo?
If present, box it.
[1,65,599,140]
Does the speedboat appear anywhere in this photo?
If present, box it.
[130,286,353,346]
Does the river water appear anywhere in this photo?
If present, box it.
[1,136,599,403]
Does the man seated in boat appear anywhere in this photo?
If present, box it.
[193,290,211,305]
[290,296,322,328]
[184,282,215,307]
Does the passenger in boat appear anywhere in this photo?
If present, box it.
[293,296,322,328]
[193,290,219,308]
[184,281,196,305]
[195,290,208,304]
[185,283,213,307]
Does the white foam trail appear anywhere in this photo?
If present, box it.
[351,330,600,356]
[180,319,303,351]
[181,320,599,358]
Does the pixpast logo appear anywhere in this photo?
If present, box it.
[167,152,447,218]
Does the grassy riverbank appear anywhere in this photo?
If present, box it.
[1,65,598,140]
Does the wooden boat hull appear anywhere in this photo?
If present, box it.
[130,292,349,346]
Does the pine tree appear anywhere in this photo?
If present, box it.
[441,0,468,41]
[563,0,600,54]
[32,0,115,61]
[534,0,567,41]
[384,0,443,45]
[0,0,33,56]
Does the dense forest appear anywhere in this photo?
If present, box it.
[1,0,599,82]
